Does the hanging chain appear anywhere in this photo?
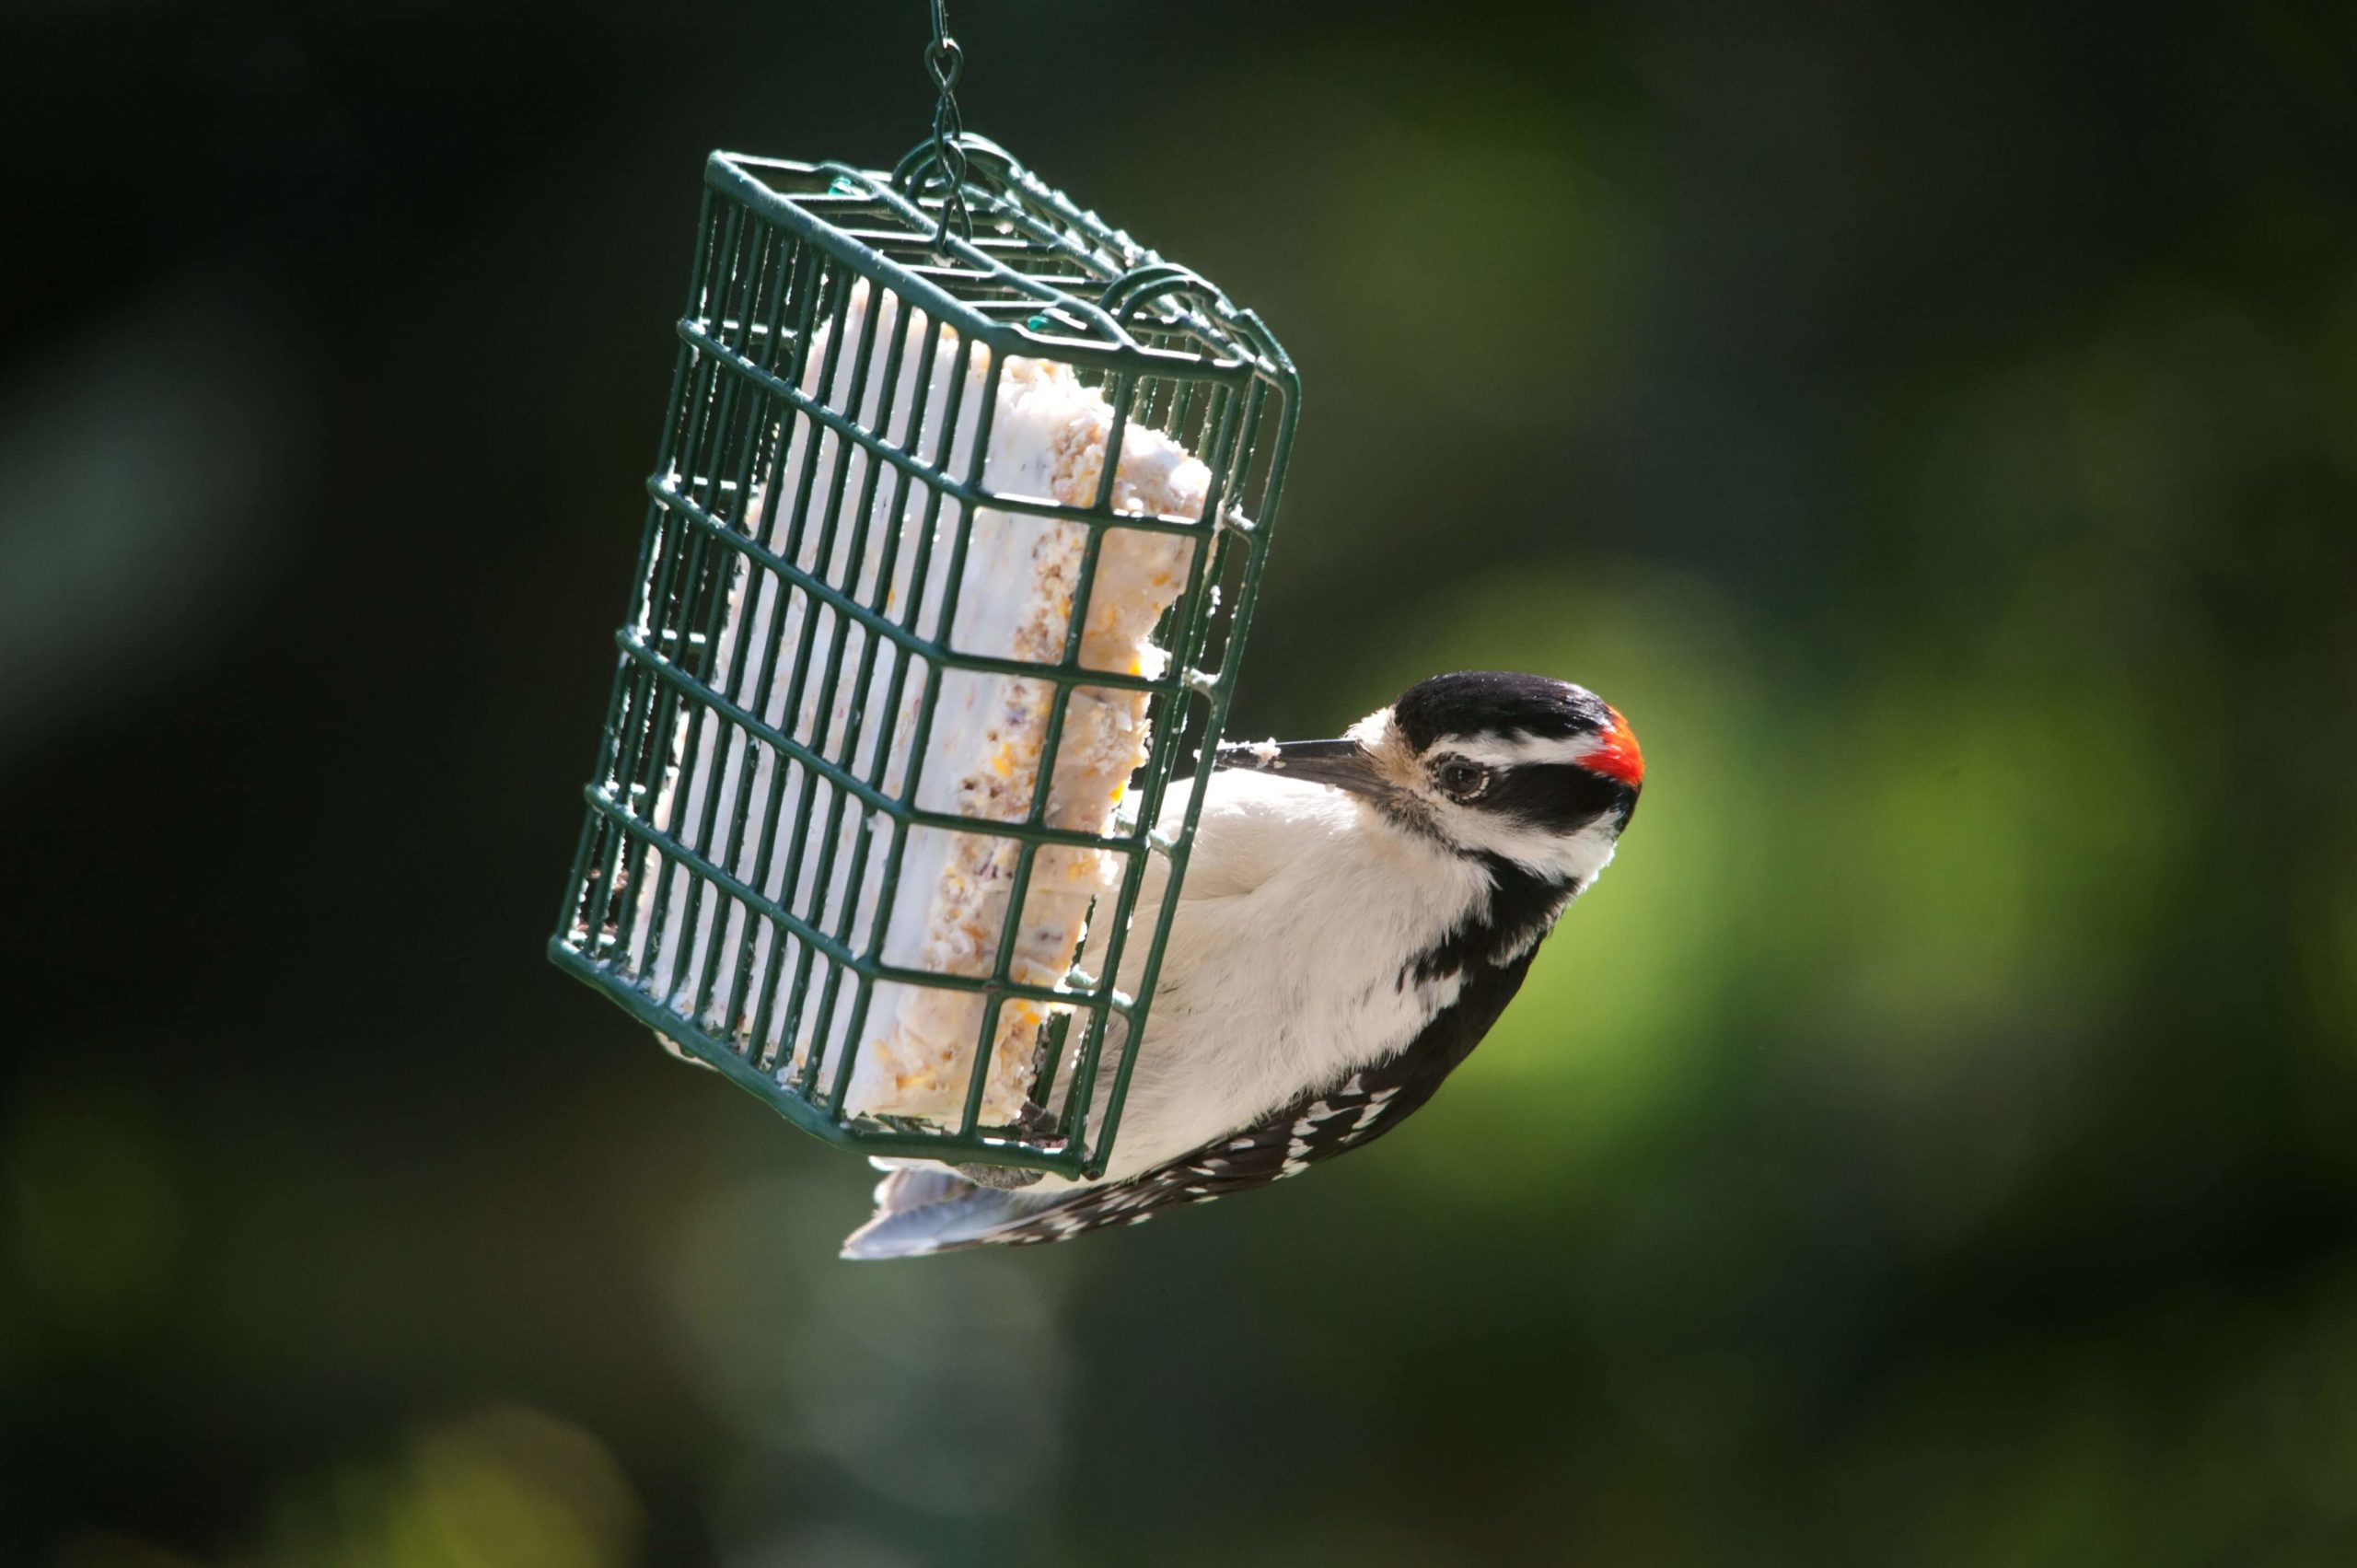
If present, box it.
[924,0,971,245]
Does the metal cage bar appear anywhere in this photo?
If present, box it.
[551,135,1300,1179]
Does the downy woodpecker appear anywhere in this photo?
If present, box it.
[842,670,1644,1258]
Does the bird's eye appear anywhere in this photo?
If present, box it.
[1436,759,1488,798]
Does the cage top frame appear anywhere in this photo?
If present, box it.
[550,134,1301,1180]
[713,136,1297,392]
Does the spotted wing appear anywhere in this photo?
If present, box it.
[983,947,1542,1247]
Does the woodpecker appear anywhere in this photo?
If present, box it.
[842,670,1644,1258]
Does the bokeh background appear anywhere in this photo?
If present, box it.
[6,1,2357,1562]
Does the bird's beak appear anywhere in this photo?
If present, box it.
[1212,738,1389,799]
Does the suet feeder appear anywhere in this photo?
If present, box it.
[548,68,1299,1181]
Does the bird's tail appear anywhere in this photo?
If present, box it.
[841,1161,1053,1260]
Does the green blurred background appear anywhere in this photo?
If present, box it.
[6,1,2356,1563]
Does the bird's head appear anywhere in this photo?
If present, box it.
[1218,670,1643,889]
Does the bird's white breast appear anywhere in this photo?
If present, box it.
[1057,771,1492,1185]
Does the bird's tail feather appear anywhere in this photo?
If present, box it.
[841,1160,1051,1260]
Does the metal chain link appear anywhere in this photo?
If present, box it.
[925,0,971,245]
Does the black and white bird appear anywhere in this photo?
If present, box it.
[842,670,1644,1258]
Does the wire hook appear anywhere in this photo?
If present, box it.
[924,0,972,246]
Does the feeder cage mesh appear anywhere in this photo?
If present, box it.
[550,137,1299,1179]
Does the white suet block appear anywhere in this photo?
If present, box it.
[628,281,1206,1127]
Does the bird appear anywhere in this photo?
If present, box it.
[840,669,1644,1258]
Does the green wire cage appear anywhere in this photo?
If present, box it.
[549,134,1298,1179]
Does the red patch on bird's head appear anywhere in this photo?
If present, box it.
[1584,706,1644,789]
